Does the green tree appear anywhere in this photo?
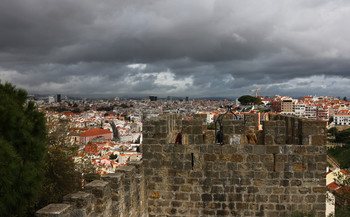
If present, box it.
[335,129,350,144]
[327,146,350,168]
[0,82,47,216]
[36,121,89,209]
[109,153,118,160]
[328,127,339,139]
[238,95,261,105]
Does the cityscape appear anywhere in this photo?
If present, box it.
[28,92,350,216]
[2,0,350,217]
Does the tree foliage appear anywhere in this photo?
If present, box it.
[36,121,82,208]
[327,146,350,169]
[0,82,47,216]
[335,129,350,144]
[329,127,339,137]
[238,95,261,105]
[109,154,118,160]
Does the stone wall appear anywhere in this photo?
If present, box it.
[37,113,327,217]
[36,161,146,217]
[143,114,327,217]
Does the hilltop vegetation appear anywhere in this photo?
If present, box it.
[327,127,350,169]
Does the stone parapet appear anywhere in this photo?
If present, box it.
[143,114,327,217]
[36,163,146,217]
[37,114,327,217]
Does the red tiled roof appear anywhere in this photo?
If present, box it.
[340,169,349,175]
[80,129,112,137]
[327,181,340,191]
[335,186,350,196]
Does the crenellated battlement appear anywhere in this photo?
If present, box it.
[36,161,146,217]
[142,113,326,146]
[142,113,327,217]
[36,114,327,217]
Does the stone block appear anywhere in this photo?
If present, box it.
[204,130,215,144]
[201,194,212,201]
[275,162,285,172]
[300,135,311,145]
[247,155,260,162]
[194,134,204,144]
[204,153,217,162]
[187,134,194,144]
[253,146,265,155]
[275,134,286,144]
[231,154,243,162]
[115,166,135,176]
[36,204,72,217]
[305,195,316,203]
[222,120,234,126]
[102,173,123,189]
[217,210,229,216]
[223,126,234,134]
[292,146,306,154]
[298,187,311,194]
[264,134,274,145]
[311,135,326,146]
[63,191,93,209]
[84,180,111,199]
[143,125,155,133]
[175,192,189,201]
[193,125,203,134]
[266,146,280,154]
[293,164,307,171]
[190,193,201,201]
[149,192,160,199]
[230,134,241,145]
[234,126,245,134]
[313,187,326,194]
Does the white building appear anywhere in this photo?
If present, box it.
[305,105,317,119]
[334,113,350,125]
[294,101,306,117]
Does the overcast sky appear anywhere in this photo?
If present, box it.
[1,0,350,98]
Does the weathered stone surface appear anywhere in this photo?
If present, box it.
[36,204,72,217]
[63,191,93,209]
[293,163,307,171]
[38,114,326,217]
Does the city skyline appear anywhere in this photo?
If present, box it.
[1,1,350,97]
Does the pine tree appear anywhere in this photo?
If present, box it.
[0,82,47,216]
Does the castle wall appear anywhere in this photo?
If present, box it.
[143,114,327,217]
[36,114,327,217]
[36,161,146,217]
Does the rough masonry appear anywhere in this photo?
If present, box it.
[36,114,327,217]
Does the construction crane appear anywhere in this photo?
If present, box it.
[249,88,272,97]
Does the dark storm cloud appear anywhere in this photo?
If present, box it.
[1,0,350,97]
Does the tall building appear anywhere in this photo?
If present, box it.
[281,99,294,115]
[149,96,157,101]
[56,94,61,102]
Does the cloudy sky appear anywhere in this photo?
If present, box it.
[1,0,350,98]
